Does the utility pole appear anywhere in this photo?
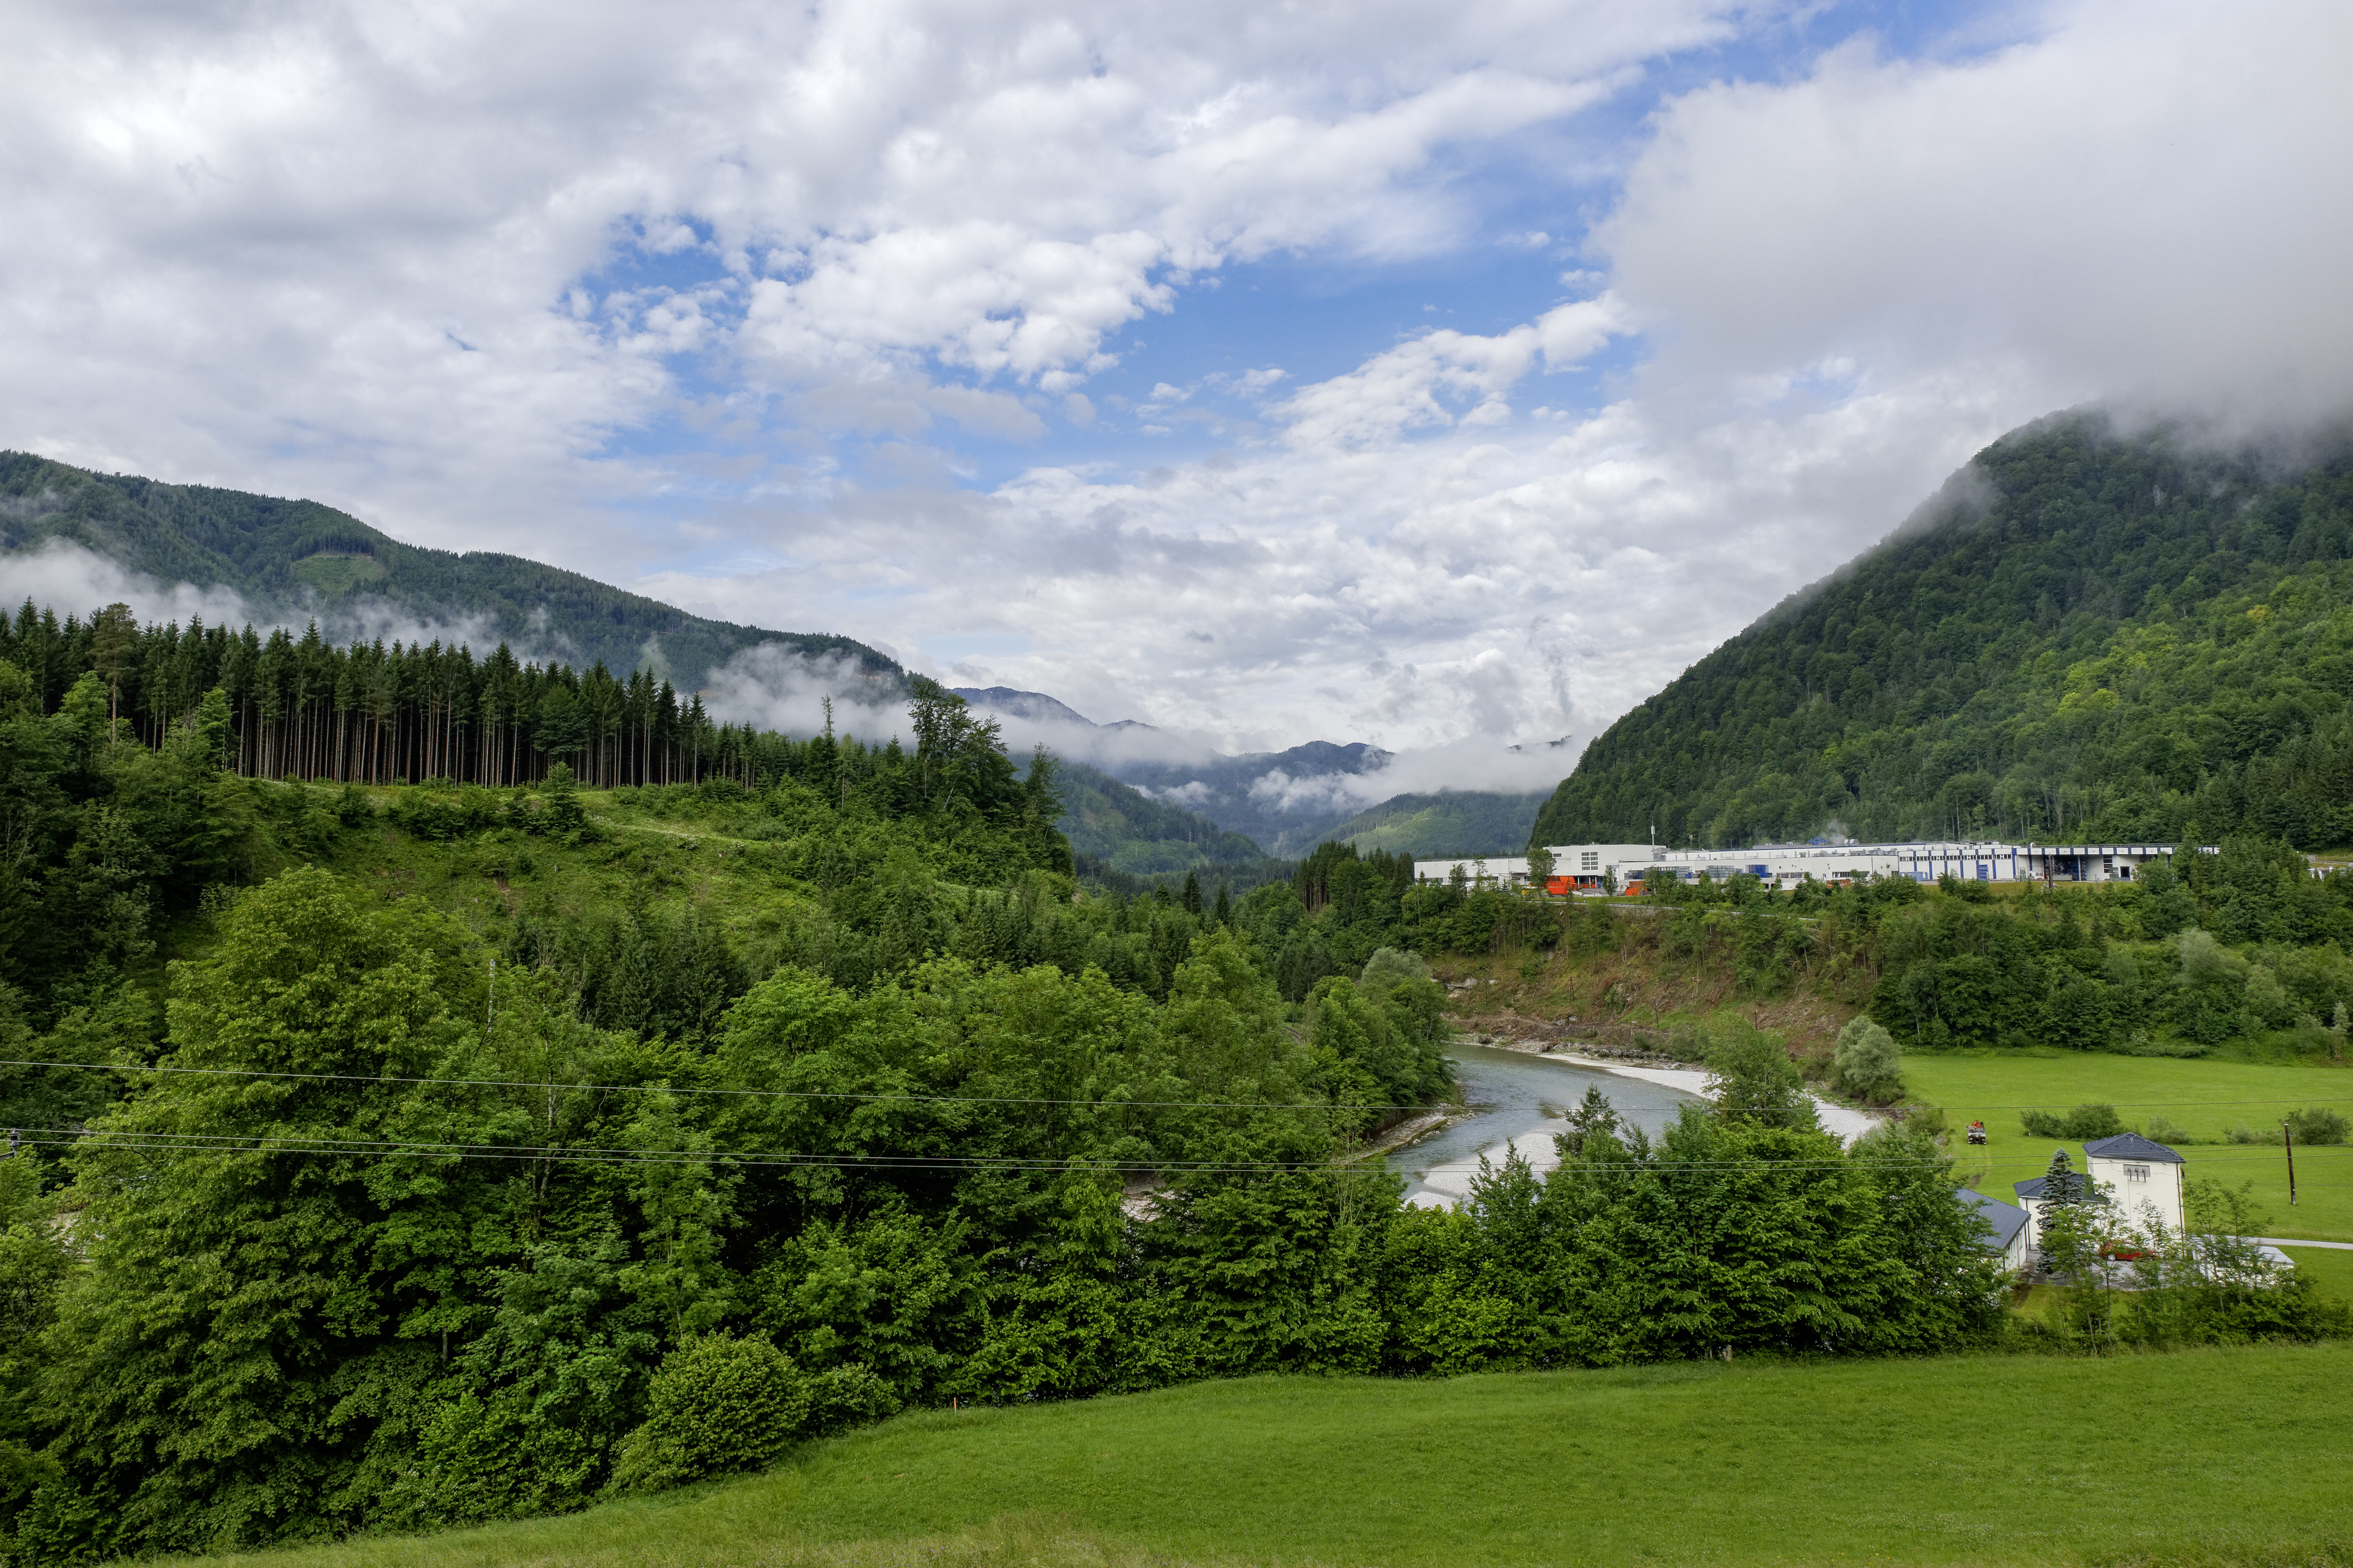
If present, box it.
[2283,1119,2298,1206]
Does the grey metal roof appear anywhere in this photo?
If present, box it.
[2013,1176,2049,1200]
[1957,1188,2028,1250]
[2082,1132,2185,1165]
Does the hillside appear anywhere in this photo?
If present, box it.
[1531,412,2353,851]
[948,684,1108,727]
[0,451,895,683]
[0,457,1280,880]
[1321,788,1549,858]
[156,1350,2353,1568]
[1053,757,1278,879]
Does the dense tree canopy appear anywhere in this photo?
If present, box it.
[0,604,2081,1563]
[1531,414,2353,850]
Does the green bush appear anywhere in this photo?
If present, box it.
[1830,1016,1902,1104]
[1359,946,1432,989]
[387,785,505,842]
[392,1390,606,1527]
[2019,1103,2124,1140]
[2283,1107,2349,1145]
[1703,1021,1816,1132]
[805,1363,904,1434]
[610,1335,813,1494]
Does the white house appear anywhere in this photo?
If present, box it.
[2013,1132,2187,1247]
[2083,1131,2188,1235]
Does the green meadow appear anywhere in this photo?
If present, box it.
[1902,1053,2353,1242]
[173,1347,2353,1568]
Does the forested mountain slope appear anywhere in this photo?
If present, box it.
[1321,789,1549,858]
[1531,413,2353,851]
[0,451,894,683]
[1055,757,1275,877]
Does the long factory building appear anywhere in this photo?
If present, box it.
[1414,841,2203,893]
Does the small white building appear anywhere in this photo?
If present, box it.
[2013,1132,2187,1247]
[1956,1188,2033,1273]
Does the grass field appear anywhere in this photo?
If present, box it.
[1903,1053,2353,1242]
[2276,1244,2353,1301]
[172,1347,2353,1568]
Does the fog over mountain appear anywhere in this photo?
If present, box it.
[948,684,1571,854]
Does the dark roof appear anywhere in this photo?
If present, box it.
[2016,1172,2111,1206]
[2082,1133,2185,1165]
[1957,1189,2028,1250]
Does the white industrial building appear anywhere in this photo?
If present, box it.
[1414,840,2201,893]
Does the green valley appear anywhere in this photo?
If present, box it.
[6,411,2353,1568]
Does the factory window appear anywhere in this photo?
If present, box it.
[1580,852,1598,871]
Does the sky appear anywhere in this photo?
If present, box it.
[4,0,2351,786]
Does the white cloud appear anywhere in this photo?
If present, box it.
[9,0,2349,795]
[1273,294,1632,449]
[803,0,2353,765]
[1602,0,2353,429]
[699,643,912,741]
[0,0,1745,571]
[0,539,542,661]
[0,541,257,636]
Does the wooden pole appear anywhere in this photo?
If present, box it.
[2283,1120,2297,1206]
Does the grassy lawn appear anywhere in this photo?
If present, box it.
[2279,1244,2353,1302]
[1903,1053,2353,1242]
[177,1347,2353,1568]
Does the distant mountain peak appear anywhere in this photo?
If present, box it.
[949,685,1098,726]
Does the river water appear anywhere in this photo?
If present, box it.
[1387,1042,1703,1208]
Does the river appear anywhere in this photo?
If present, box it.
[1387,1042,1704,1207]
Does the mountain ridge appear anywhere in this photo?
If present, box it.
[0,450,895,684]
[1316,789,1551,859]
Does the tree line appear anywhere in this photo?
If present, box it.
[1,598,856,790]
[1587,846,2353,1069]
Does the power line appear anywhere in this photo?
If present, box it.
[0,1058,1450,1114]
[17,1125,2340,1178]
[14,1125,1299,1170]
[20,1125,1329,1170]
[9,1056,2345,1119]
